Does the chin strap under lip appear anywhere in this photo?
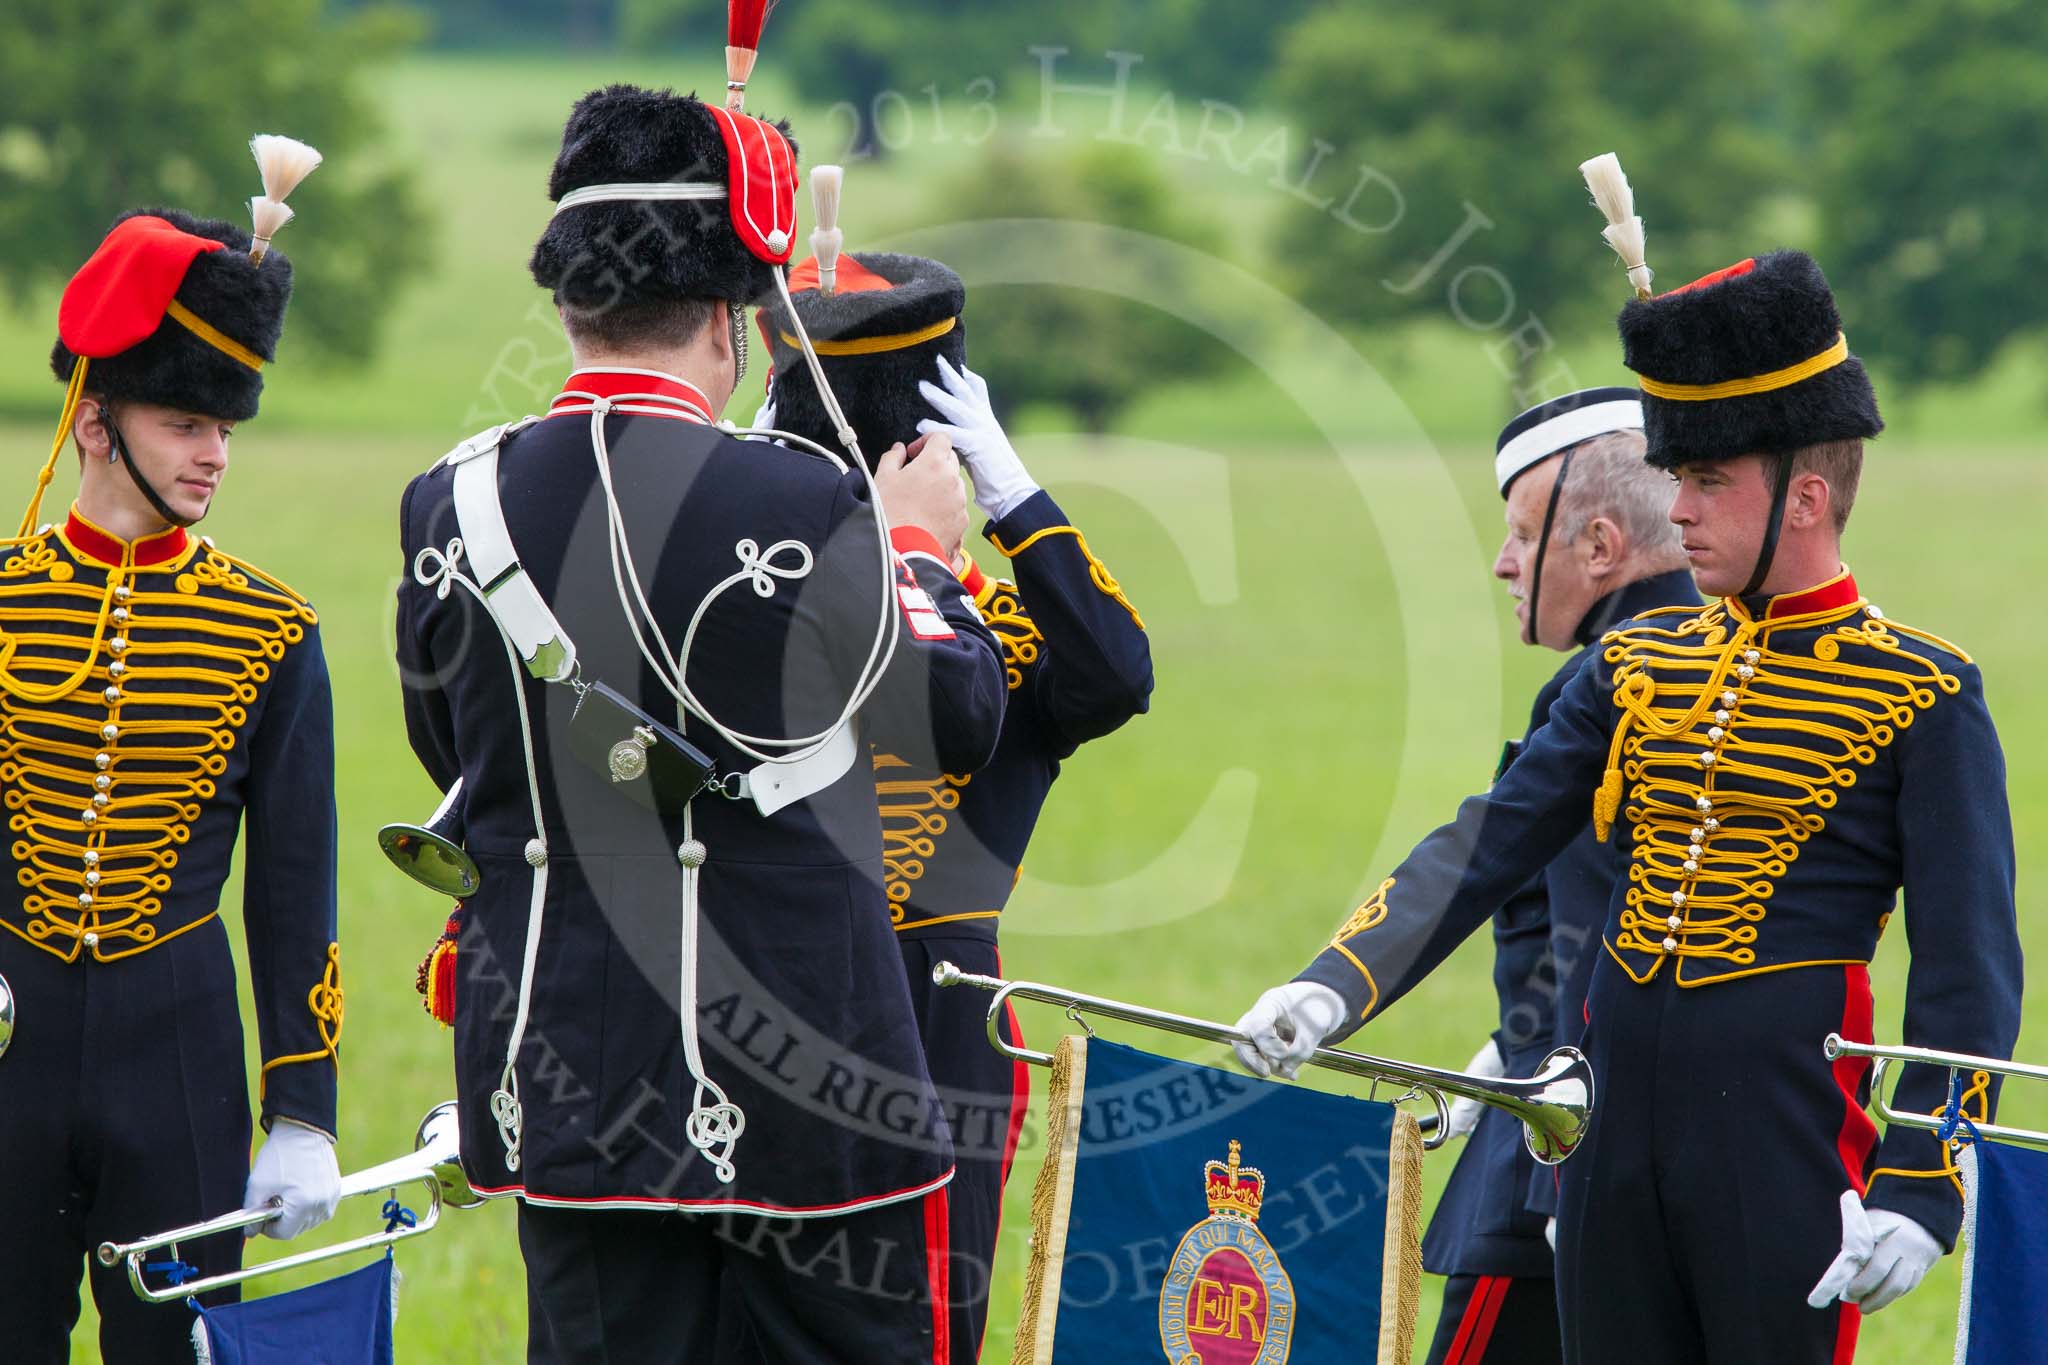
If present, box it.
[101,405,197,531]
[1739,452,1797,598]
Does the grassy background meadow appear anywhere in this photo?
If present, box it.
[32,52,2048,1364]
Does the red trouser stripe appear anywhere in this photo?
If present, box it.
[1833,1301,1861,1365]
[1833,963,1879,1197]
[1001,995,1029,1188]
[1829,964,1878,1363]
[986,951,1030,1361]
[925,1187,951,1365]
[1446,1275,1512,1364]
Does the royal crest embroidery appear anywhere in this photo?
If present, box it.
[1159,1140,1295,1365]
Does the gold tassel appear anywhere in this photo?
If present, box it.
[1592,767,1623,844]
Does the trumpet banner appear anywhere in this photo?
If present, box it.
[1957,1139,2048,1364]
[190,1253,396,1365]
[1012,1037,1423,1365]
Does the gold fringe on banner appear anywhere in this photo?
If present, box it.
[1378,1109,1425,1363]
[1011,1035,1426,1363]
[1012,1034,1089,1364]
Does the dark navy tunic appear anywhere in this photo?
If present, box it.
[1422,568,1697,1280]
[0,508,339,1359]
[881,490,1154,944]
[880,488,1152,1363]
[397,369,1007,1216]
[1300,570,2021,1249]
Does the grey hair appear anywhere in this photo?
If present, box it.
[1551,429,1685,569]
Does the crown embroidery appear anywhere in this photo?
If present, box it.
[1204,1140,1265,1223]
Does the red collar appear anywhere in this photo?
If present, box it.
[959,556,989,599]
[1729,566,1861,621]
[549,368,713,424]
[61,506,190,568]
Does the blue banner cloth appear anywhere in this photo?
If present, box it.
[191,1255,395,1365]
[1958,1139,2048,1364]
[1014,1037,1422,1365]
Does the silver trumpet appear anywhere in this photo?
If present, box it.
[933,962,1594,1165]
[378,778,480,898]
[1825,1034,2048,1151]
[97,1101,482,1303]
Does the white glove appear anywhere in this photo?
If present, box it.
[243,1118,341,1241]
[1545,1217,1557,1250]
[1446,1038,1507,1140]
[1231,982,1348,1080]
[1806,1189,1942,1314]
[916,357,1039,523]
[744,390,777,440]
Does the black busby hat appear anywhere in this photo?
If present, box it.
[532,84,800,310]
[759,251,967,465]
[49,207,292,423]
[1619,251,1883,470]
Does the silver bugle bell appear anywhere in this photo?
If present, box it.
[0,970,13,1063]
[378,777,481,898]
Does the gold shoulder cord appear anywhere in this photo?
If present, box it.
[1593,606,1757,843]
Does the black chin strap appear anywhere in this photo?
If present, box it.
[1739,453,1797,598]
[1524,447,1575,646]
[99,405,194,530]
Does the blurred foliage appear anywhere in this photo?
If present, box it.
[0,0,429,365]
[942,139,1234,433]
[405,0,615,47]
[1265,0,1786,400]
[620,0,1289,148]
[1802,0,2048,386]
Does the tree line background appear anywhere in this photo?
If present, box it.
[1,0,2043,430]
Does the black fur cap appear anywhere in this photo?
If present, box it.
[532,84,798,310]
[759,251,967,468]
[1620,249,1882,469]
[50,207,291,422]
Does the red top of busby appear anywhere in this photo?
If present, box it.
[787,254,894,294]
[1662,257,1757,299]
[58,216,225,359]
[705,105,798,265]
[728,0,776,49]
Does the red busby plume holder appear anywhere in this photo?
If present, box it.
[726,0,778,111]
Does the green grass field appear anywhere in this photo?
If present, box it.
[31,49,2048,1365]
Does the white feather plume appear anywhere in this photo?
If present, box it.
[247,134,322,261]
[249,197,294,258]
[250,134,323,200]
[810,164,845,294]
[1579,152,1653,298]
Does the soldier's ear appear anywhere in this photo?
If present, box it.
[72,394,111,462]
[1786,471,1833,533]
[1584,515,1623,574]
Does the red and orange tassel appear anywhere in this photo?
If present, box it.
[415,907,463,1026]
